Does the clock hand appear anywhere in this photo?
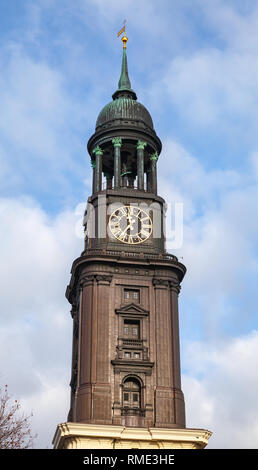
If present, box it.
[127,216,136,226]
[120,223,132,237]
[120,218,137,237]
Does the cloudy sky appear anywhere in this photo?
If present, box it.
[1,0,258,449]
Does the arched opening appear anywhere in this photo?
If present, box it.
[122,377,142,415]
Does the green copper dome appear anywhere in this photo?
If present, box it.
[96,97,154,130]
[95,48,154,131]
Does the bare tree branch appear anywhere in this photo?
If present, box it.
[0,385,36,449]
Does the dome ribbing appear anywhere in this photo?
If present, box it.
[95,47,154,132]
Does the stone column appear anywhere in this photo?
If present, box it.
[95,275,113,384]
[169,279,186,427]
[153,278,171,388]
[93,275,113,423]
[137,140,147,190]
[112,137,122,188]
[91,159,96,194]
[68,302,79,421]
[92,145,103,192]
[146,168,152,192]
[75,275,94,422]
[150,151,159,194]
[153,278,174,427]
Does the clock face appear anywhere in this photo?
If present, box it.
[108,206,152,244]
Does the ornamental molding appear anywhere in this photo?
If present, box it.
[92,145,103,156]
[149,151,159,162]
[79,275,95,288]
[170,279,181,294]
[80,274,113,287]
[115,302,149,317]
[96,274,113,285]
[112,137,122,147]
[111,360,154,376]
[80,275,94,288]
[152,277,181,292]
[152,278,170,288]
[53,422,212,449]
[137,140,147,150]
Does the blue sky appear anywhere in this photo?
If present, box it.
[1,0,258,449]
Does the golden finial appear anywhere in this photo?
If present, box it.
[117,19,128,48]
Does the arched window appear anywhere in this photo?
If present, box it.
[122,377,141,412]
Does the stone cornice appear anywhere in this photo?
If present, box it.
[87,125,162,158]
[111,359,154,376]
[65,252,186,304]
[52,422,212,449]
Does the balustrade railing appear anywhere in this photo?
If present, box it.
[122,339,143,347]
[121,407,145,417]
[102,181,149,191]
[83,248,177,262]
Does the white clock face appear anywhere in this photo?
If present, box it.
[108,206,152,244]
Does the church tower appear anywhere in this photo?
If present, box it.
[53,32,212,449]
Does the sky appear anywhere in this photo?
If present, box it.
[0,0,258,449]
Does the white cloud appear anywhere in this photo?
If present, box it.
[159,139,258,339]
[157,137,258,446]
[250,151,258,181]
[0,45,68,156]
[159,139,240,220]
[86,0,167,34]
[21,372,70,449]
[0,41,93,201]
[0,197,81,319]
[202,1,258,54]
[163,48,258,131]
[144,3,258,152]
[183,331,258,448]
[0,196,82,447]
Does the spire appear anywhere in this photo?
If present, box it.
[118,47,131,91]
[112,24,137,101]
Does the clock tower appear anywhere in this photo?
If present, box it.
[53,33,212,449]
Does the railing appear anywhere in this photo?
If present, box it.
[122,339,143,347]
[121,407,145,417]
[82,248,178,262]
[102,182,149,192]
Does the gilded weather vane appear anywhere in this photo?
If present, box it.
[117,19,128,48]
